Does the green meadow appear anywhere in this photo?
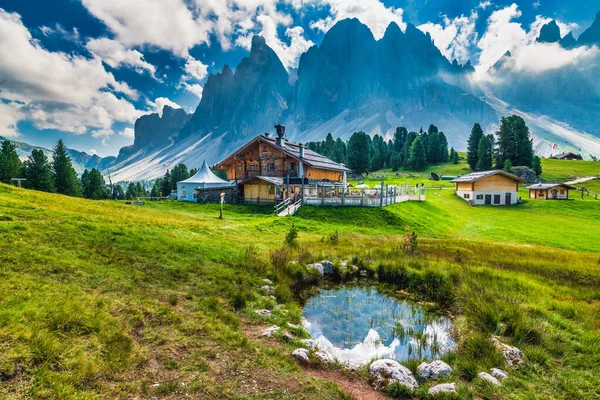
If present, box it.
[0,156,599,399]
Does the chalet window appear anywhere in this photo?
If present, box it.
[560,190,565,194]
[237,165,242,172]
[476,194,483,200]
[463,193,470,199]
[250,164,255,171]
[493,194,501,204]
[289,162,295,170]
[263,146,268,152]
[268,162,275,171]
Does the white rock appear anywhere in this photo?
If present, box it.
[282,331,295,342]
[314,350,335,364]
[359,270,368,277]
[490,368,508,380]
[261,285,275,293]
[417,360,453,379]
[343,360,362,372]
[428,382,457,395]
[492,338,525,368]
[369,359,418,390]
[261,325,280,336]
[262,278,273,285]
[308,263,324,275]
[478,372,501,386]
[286,322,300,330]
[292,348,310,364]
[255,309,271,317]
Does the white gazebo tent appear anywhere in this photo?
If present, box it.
[177,161,233,201]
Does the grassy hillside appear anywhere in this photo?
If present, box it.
[0,156,599,399]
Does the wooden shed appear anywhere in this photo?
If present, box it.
[525,183,575,200]
[451,170,525,206]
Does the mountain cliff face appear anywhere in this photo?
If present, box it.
[110,14,600,180]
[577,11,600,46]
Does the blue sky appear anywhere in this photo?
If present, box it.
[0,0,597,157]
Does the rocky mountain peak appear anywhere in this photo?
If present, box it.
[559,31,577,48]
[577,10,600,45]
[537,20,561,43]
[132,106,190,151]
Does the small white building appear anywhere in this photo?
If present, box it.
[451,170,525,206]
[177,160,233,201]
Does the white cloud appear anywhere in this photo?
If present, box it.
[0,101,23,138]
[119,128,135,139]
[183,56,208,80]
[476,4,597,78]
[478,1,493,10]
[0,9,143,137]
[86,38,156,77]
[305,0,406,39]
[149,97,183,116]
[532,1,540,9]
[181,83,204,100]
[88,148,98,155]
[418,12,478,63]
[81,0,211,57]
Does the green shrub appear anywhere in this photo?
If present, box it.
[329,230,339,245]
[454,357,478,381]
[418,269,453,306]
[385,382,413,398]
[285,224,299,246]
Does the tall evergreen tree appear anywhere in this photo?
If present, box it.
[532,156,542,176]
[439,132,449,162]
[81,168,108,199]
[467,123,484,170]
[0,140,22,184]
[126,182,138,199]
[408,135,427,170]
[401,132,418,168]
[114,184,125,199]
[347,132,371,173]
[476,135,493,171]
[52,139,81,196]
[426,132,441,164]
[23,149,54,192]
[330,138,347,164]
[503,159,513,172]
[495,115,533,168]
[170,164,189,191]
[323,133,335,156]
[449,148,459,164]
[161,170,172,196]
[393,127,408,152]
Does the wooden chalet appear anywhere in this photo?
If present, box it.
[451,170,525,206]
[551,152,583,160]
[214,125,351,204]
[525,183,575,200]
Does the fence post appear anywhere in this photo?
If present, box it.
[361,189,364,206]
[321,184,325,206]
[342,184,345,206]
[301,179,305,205]
[380,180,384,207]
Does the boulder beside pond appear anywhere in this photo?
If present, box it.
[307,263,324,276]
[291,348,310,364]
[321,260,333,275]
[428,382,456,395]
[369,359,418,390]
[492,338,525,368]
[478,372,501,386]
[417,360,453,379]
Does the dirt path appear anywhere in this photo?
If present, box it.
[565,176,598,185]
[303,368,389,400]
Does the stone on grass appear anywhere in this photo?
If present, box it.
[262,278,273,285]
[359,270,368,277]
[314,350,335,364]
[261,285,275,293]
[478,372,501,386]
[321,260,333,274]
[343,360,361,372]
[308,263,324,275]
[492,338,525,368]
[255,309,271,317]
[292,348,310,364]
[490,368,508,380]
[261,325,280,337]
[282,331,295,342]
[417,360,453,379]
[428,382,457,395]
[369,359,418,390]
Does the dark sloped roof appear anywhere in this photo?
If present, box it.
[244,176,285,186]
[216,135,351,173]
[525,183,576,190]
[451,170,525,183]
[260,135,351,172]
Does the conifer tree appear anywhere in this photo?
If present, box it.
[503,159,513,172]
[347,131,371,173]
[467,123,484,170]
[476,136,493,171]
[170,164,189,191]
[532,156,542,176]
[408,135,427,170]
[495,115,533,168]
[81,168,109,199]
[0,140,22,184]
[23,149,54,192]
[161,170,172,196]
[52,139,81,196]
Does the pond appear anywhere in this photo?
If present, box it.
[302,286,455,365]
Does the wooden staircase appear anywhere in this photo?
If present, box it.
[274,198,302,217]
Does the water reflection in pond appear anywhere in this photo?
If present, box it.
[302,286,455,365]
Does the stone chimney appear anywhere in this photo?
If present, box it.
[299,144,305,158]
[275,124,285,147]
